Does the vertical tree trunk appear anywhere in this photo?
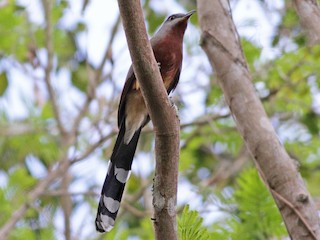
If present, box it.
[197,1,320,239]
[293,0,320,45]
[116,1,180,239]
[61,173,72,240]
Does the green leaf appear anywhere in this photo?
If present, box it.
[71,61,88,92]
[0,129,59,169]
[205,80,223,106]
[234,169,286,238]
[282,8,299,29]
[0,184,14,225]
[144,6,165,35]
[178,205,212,240]
[51,0,68,23]
[0,72,9,96]
[242,38,262,69]
[301,111,320,135]
[8,167,37,192]
[41,102,54,120]
[75,22,87,33]
[212,168,287,239]
[8,227,34,240]
[0,1,28,60]
[53,28,76,65]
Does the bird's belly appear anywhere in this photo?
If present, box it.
[159,57,177,89]
[124,91,148,144]
[132,64,176,91]
[162,67,177,90]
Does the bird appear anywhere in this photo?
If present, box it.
[95,10,195,233]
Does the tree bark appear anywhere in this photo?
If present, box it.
[197,1,320,239]
[293,0,320,45]
[116,1,180,240]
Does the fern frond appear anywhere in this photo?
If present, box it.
[211,168,287,240]
[178,205,212,240]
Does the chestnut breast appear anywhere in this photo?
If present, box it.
[152,38,182,90]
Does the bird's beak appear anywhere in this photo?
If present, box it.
[184,10,196,19]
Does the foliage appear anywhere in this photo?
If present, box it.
[178,205,212,240]
[212,168,287,240]
[0,72,8,96]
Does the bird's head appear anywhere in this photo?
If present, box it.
[165,10,196,25]
[156,10,196,38]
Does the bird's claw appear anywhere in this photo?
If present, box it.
[157,62,161,70]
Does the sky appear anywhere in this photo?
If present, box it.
[1,0,288,239]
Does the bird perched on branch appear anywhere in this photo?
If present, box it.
[95,10,195,232]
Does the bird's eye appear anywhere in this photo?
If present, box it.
[168,16,175,21]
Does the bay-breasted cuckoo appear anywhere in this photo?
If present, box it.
[95,10,195,232]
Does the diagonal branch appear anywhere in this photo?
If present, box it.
[197,0,320,239]
[70,130,117,163]
[96,15,121,81]
[258,168,318,240]
[72,15,121,135]
[293,0,320,45]
[0,158,71,239]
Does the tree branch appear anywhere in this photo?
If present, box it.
[0,158,71,239]
[202,146,249,187]
[121,201,150,218]
[197,0,320,239]
[70,130,117,163]
[116,1,180,239]
[72,15,121,134]
[293,0,320,45]
[41,0,66,135]
[60,173,72,240]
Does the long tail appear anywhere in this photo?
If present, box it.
[95,120,141,232]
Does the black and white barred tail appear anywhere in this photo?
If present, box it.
[95,121,141,232]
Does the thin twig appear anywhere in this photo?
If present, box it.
[71,112,229,164]
[271,189,318,240]
[0,158,71,239]
[72,15,121,134]
[41,0,66,135]
[96,15,121,81]
[179,113,229,128]
[44,190,98,197]
[70,130,117,163]
[121,201,150,218]
[202,146,249,187]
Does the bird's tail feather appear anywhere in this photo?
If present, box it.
[95,120,141,232]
